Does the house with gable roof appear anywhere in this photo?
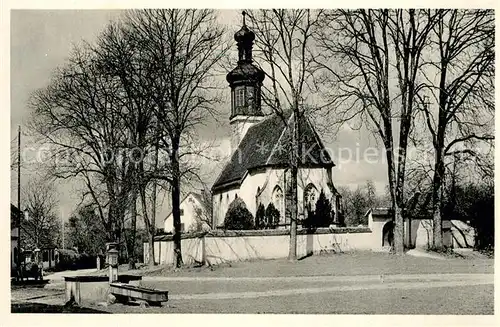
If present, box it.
[164,192,211,233]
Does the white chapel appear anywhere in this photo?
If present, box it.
[211,15,342,228]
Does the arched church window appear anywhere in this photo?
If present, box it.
[272,185,284,224]
[304,184,318,212]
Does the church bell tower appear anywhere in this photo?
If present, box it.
[226,11,265,152]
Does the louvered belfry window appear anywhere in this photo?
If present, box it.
[246,86,255,108]
[235,87,245,108]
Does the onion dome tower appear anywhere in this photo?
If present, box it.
[227,11,266,151]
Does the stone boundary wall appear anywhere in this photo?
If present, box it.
[145,227,376,266]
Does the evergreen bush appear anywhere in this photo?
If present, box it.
[315,189,333,227]
[224,197,255,230]
[266,202,281,228]
[303,189,334,229]
[255,203,266,229]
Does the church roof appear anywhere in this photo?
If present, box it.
[212,111,335,192]
[226,62,265,85]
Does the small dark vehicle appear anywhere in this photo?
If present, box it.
[18,262,43,281]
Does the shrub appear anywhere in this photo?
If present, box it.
[336,211,346,227]
[224,197,255,230]
[315,190,333,227]
[303,190,333,229]
[266,202,281,228]
[442,182,494,251]
[56,249,79,270]
[55,248,99,271]
[255,203,266,229]
[302,206,317,231]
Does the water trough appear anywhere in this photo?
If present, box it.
[64,275,142,305]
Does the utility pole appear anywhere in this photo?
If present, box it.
[61,209,65,249]
[17,125,21,280]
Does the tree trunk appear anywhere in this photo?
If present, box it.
[288,165,298,261]
[431,60,448,251]
[288,109,300,261]
[171,137,183,268]
[106,179,119,243]
[393,202,404,254]
[150,141,159,265]
[148,231,155,266]
[128,182,137,270]
[431,151,444,250]
[139,186,155,267]
[394,126,410,254]
[384,135,404,254]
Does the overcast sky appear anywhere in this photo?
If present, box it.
[10,9,388,225]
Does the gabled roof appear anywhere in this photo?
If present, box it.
[212,111,335,192]
[364,206,439,220]
[163,192,208,222]
[365,207,392,217]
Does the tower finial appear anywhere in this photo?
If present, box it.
[242,10,247,26]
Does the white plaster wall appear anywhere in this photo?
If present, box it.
[412,219,453,249]
[296,232,375,257]
[205,235,290,264]
[164,194,209,233]
[148,231,375,266]
[369,216,440,250]
[451,220,475,248]
[240,168,270,215]
[212,192,222,228]
[367,214,461,251]
[414,220,433,249]
[369,219,391,251]
[213,187,240,228]
[230,116,265,153]
[147,237,204,265]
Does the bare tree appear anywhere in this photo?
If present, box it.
[315,10,439,254]
[28,28,164,265]
[22,176,60,251]
[30,10,226,268]
[29,45,131,246]
[93,19,170,267]
[66,205,107,256]
[121,9,230,268]
[339,180,385,227]
[246,9,324,261]
[418,9,494,250]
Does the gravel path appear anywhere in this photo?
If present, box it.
[11,252,494,314]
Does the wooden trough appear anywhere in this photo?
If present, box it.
[110,283,168,307]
